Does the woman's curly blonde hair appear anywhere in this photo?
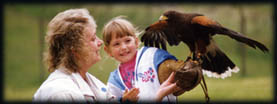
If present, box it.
[45,8,97,73]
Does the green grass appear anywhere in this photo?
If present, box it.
[5,86,38,101]
[178,76,273,102]
[4,3,274,102]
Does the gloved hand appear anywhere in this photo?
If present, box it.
[158,59,202,96]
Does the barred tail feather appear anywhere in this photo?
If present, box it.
[201,48,239,79]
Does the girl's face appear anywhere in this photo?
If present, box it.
[105,35,139,64]
[84,24,103,66]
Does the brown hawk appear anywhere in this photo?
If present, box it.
[141,10,269,79]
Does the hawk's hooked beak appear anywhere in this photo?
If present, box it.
[159,15,168,21]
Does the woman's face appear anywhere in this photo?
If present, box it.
[84,24,103,66]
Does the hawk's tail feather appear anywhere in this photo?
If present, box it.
[201,48,239,79]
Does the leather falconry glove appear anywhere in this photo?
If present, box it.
[158,59,203,96]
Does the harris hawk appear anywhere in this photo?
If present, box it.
[141,10,269,79]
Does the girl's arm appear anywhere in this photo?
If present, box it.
[155,72,181,102]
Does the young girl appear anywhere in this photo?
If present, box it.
[102,16,182,102]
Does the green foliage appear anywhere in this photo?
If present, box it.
[4,3,273,102]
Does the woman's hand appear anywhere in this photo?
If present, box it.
[156,72,181,102]
[122,88,140,102]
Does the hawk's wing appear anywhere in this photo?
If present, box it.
[191,16,269,53]
[141,20,182,50]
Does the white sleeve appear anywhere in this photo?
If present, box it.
[107,83,124,100]
[48,90,85,102]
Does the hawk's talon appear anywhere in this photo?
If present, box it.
[196,53,201,59]
[186,56,192,61]
[193,60,200,65]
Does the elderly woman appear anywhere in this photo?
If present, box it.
[33,8,179,103]
[32,8,116,102]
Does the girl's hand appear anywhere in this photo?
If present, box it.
[122,88,140,102]
[156,72,181,102]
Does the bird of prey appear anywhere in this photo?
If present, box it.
[141,10,269,79]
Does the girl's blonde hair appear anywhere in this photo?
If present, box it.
[102,16,140,46]
[45,8,96,73]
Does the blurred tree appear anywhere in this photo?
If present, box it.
[38,5,46,82]
[238,5,247,77]
[10,4,49,82]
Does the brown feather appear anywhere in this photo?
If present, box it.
[191,16,218,26]
[141,10,269,77]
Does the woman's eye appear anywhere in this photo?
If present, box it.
[91,36,96,41]
[91,38,95,41]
